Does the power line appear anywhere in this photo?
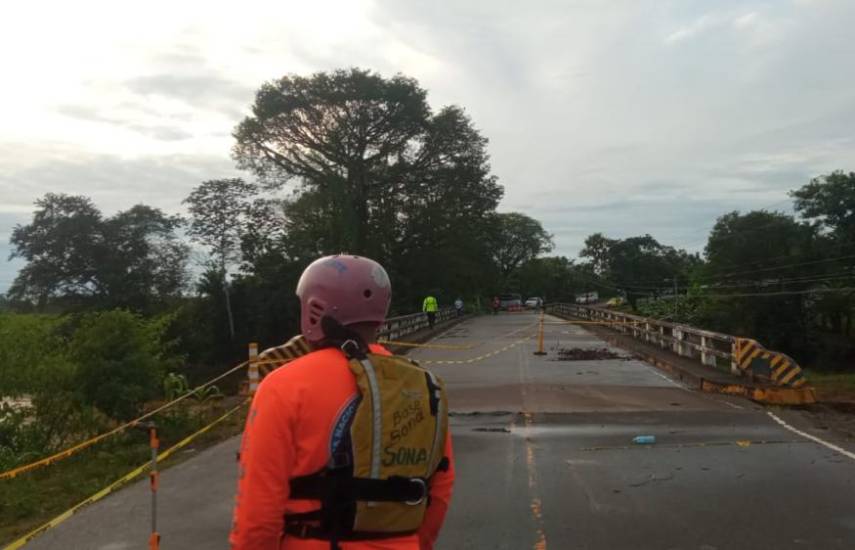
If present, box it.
[593,252,855,290]
[698,239,855,277]
[671,197,798,248]
[695,254,855,281]
[679,286,855,299]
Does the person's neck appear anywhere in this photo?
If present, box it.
[349,324,378,345]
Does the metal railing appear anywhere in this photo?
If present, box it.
[377,307,457,341]
[547,303,737,374]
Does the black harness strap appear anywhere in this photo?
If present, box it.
[284,523,417,542]
[290,474,428,503]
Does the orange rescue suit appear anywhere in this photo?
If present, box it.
[230,344,455,550]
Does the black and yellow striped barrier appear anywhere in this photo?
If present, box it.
[734,338,807,389]
[258,335,312,375]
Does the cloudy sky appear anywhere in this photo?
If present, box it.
[2,0,854,291]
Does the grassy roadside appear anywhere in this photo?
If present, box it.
[805,370,855,403]
[0,398,248,546]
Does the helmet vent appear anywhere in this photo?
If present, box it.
[363,289,372,298]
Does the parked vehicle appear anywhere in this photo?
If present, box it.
[499,293,522,309]
[605,296,626,308]
[575,291,599,304]
[525,297,543,308]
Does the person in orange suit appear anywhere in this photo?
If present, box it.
[231,255,455,550]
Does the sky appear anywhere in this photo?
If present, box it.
[1,0,854,292]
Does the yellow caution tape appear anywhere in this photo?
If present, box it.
[542,320,643,326]
[420,333,535,365]
[0,361,249,481]
[378,340,476,350]
[3,400,248,550]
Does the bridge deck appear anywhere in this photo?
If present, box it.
[24,312,855,549]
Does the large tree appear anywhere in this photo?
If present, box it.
[792,171,855,242]
[578,233,697,308]
[700,210,818,352]
[9,194,103,308]
[232,68,504,309]
[488,212,554,284]
[233,68,431,254]
[579,233,615,277]
[9,194,187,311]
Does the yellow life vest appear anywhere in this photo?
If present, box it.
[286,348,449,546]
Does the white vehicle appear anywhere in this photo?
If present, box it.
[575,291,599,304]
[525,297,543,308]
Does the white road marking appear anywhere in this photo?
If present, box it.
[767,411,855,462]
[646,367,686,389]
[717,399,745,410]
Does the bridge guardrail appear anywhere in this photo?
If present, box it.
[547,303,813,400]
[377,307,457,340]
[548,303,736,373]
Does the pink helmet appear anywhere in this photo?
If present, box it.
[296,254,392,343]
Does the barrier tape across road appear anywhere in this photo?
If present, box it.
[3,315,543,481]
[2,399,249,550]
[0,361,249,481]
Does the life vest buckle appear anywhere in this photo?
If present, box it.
[404,478,427,506]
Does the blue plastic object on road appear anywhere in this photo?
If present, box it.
[632,435,656,445]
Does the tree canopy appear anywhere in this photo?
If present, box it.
[9,194,187,311]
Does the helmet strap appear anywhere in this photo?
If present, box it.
[320,316,368,359]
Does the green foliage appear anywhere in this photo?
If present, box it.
[231,68,506,312]
[489,213,554,283]
[0,313,67,395]
[515,256,582,302]
[8,195,188,312]
[162,373,223,402]
[699,211,818,354]
[635,286,715,326]
[579,233,699,307]
[792,170,855,242]
[70,310,172,421]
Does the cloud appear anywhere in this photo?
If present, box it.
[0,152,239,214]
[665,14,719,44]
[56,105,194,141]
[733,12,759,29]
[126,74,254,110]
[2,0,855,279]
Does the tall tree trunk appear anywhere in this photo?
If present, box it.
[222,271,235,340]
[352,166,369,255]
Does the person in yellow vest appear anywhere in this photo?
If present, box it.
[423,294,439,329]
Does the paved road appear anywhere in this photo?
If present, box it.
[25,313,855,549]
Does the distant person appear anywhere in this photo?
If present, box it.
[231,255,454,550]
[492,296,500,315]
[423,293,439,328]
[454,297,464,317]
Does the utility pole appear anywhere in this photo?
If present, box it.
[664,277,678,319]
[673,277,678,319]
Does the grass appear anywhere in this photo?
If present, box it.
[0,398,247,546]
[804,370,855,402]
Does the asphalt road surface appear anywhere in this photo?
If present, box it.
[24,312,855,549]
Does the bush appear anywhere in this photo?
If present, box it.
[70,310,170,421]
[0,314,67,396]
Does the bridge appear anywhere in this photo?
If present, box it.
[13,310,855,549]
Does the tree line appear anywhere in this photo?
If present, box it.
[3,68,553,370]
[573,171,855,370]
[3,68,854,376]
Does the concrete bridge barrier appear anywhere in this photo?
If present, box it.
[547,303,816,405]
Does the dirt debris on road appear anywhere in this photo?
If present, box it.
[552,347,625,361]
